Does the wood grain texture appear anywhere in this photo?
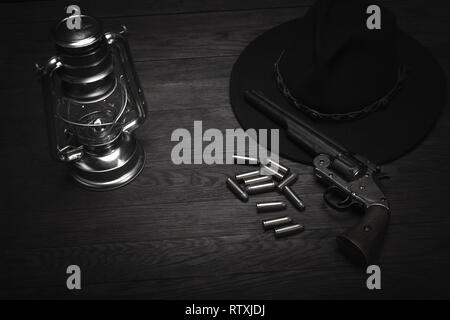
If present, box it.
[1,0,450,299]
[5,221,450,298]
[0,0,312,23]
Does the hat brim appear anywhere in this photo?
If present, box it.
[229,18,446,164]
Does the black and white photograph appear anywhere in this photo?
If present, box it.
[1,0,450,305]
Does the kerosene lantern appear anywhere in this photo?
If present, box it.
[37,15,148,190]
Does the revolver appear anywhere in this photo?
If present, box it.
[245,90,390,266]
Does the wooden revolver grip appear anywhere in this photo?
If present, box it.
[336,205,390,267]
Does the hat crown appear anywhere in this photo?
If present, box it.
[312,0,396,64]
[278,0,401,116]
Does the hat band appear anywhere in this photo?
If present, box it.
[274,51,407,121]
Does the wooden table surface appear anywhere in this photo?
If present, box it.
[1,0,449,299]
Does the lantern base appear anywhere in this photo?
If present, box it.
[70,133,146,191]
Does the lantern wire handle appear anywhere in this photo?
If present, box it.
[35,63,44,75]
[120,25,128,36]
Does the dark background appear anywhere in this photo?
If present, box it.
[1,0,449,299]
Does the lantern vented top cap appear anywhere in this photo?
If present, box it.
[53,15,103,50]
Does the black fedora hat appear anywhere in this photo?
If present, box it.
[230,0,446,164]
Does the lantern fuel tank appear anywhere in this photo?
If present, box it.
[37,15,148,190]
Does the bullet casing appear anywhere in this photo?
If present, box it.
[244,175,272,186]
[262,216,293,230]
[235,170,260,181]
[274,224,305,238]
[226,177,249,202]
[256,201,287,213]
[277,172,298,191]
[265,159,289,174]
[232,154,259,166]
[260,165,284,181]
[283,186,305,211]
[245,181,277,194]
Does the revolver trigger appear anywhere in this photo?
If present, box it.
[324,186,358,211]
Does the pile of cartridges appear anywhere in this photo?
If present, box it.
[226,155,306,238]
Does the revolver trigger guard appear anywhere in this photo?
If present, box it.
[323,186,359,211]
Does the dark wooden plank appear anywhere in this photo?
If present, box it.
[0,0,410,25]
[0,7,306,66]
[1,0,449,99]
[4,221,450,299]
[0,0,312,24]
[2,0,449,69]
